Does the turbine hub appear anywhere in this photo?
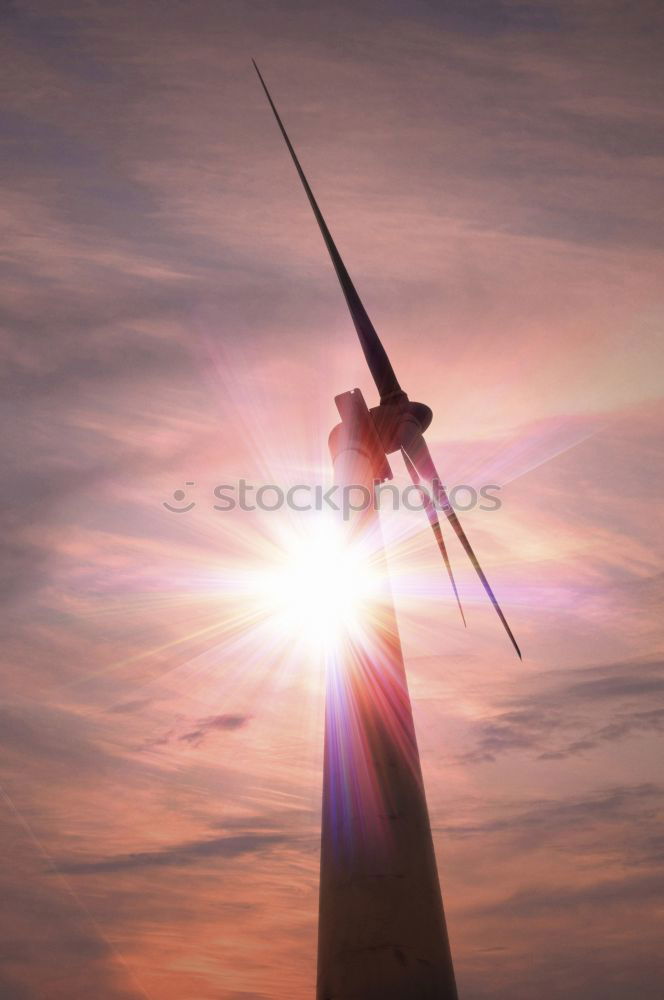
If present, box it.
[370,398,433,455]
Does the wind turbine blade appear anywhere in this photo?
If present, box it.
[252,60,402,402]
[401,448,466,627]
[402,435,522,659]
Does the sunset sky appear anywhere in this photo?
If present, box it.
[2,1,664,997]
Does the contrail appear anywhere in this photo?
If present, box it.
[0,782,153,1000]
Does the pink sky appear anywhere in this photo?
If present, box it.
[1,1,664,997]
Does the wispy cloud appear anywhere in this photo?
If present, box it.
[58,831,288,875]
[459,659,664,763]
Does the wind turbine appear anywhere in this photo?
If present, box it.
[253,61,521,1000]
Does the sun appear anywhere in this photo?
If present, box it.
[254,515,382,653]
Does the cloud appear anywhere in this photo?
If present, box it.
[57,831,288,875]
[107,698,154,714]
[145,713,252,750]
[179,713,251,746]
[566,674,664,700]
[475,870,664,919]
[459,658,664,763]
[439,782,663,845]
[539,707,664,760]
